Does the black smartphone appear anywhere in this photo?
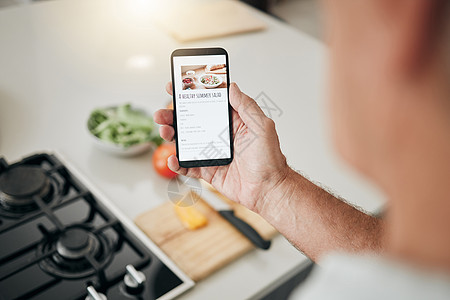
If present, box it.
[170,48,233,168]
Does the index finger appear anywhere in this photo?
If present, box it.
[166,82,173,96]
[154,109,173,125]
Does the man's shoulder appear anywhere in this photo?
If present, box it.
[292,254,450,300]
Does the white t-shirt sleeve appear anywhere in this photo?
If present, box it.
[290,254,450,300]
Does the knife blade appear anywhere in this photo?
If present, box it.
[201,188,271,250]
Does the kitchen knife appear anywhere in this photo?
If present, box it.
[202,190,271,250]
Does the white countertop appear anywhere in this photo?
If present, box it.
[0,0,385,299]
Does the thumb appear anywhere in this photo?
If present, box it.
[229,83,267,132]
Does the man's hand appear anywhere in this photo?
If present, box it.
[154,82,289,211]
[155,82,384,261]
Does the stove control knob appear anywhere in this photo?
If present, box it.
[85,286,107,300]
[124,264,146,294]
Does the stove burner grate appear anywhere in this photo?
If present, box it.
[0,165,63,217]
[37,225,114,280]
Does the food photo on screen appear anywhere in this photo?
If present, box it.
[181,64,227,90]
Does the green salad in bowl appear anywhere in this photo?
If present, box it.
[87,104,163,156]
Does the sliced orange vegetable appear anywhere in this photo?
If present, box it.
[174,204,208,230]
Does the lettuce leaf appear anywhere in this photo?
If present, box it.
[88,104,163,147]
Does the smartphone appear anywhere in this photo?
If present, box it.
[170,48,233,168]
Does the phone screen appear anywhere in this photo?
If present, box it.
[171,48,233,167]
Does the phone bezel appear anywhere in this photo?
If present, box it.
[170,47,234,168]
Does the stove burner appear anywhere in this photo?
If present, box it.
[56,228,100,260]
[38,225,114,280]
[0,166,54,214]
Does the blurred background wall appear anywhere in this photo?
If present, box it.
[241,0,321,40]
[1,0,322,40]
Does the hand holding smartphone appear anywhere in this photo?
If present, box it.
[171,48,233,168]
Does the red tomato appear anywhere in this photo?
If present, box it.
[152,143,177,178]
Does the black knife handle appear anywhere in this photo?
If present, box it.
[219,210,271,250]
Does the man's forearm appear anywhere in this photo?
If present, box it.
[256,168,385,261]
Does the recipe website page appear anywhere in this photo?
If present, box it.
[172,55,231,162]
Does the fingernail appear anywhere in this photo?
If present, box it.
[167,155,178,172]
[231,82,240,92]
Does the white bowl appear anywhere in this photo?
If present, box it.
[87,105,155,157]
[198,74,223,89]
[87,132,153,157]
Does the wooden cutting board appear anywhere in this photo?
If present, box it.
[152,0,266,43]
[134,191,277,282]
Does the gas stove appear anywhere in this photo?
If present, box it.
[0,153,194,300]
